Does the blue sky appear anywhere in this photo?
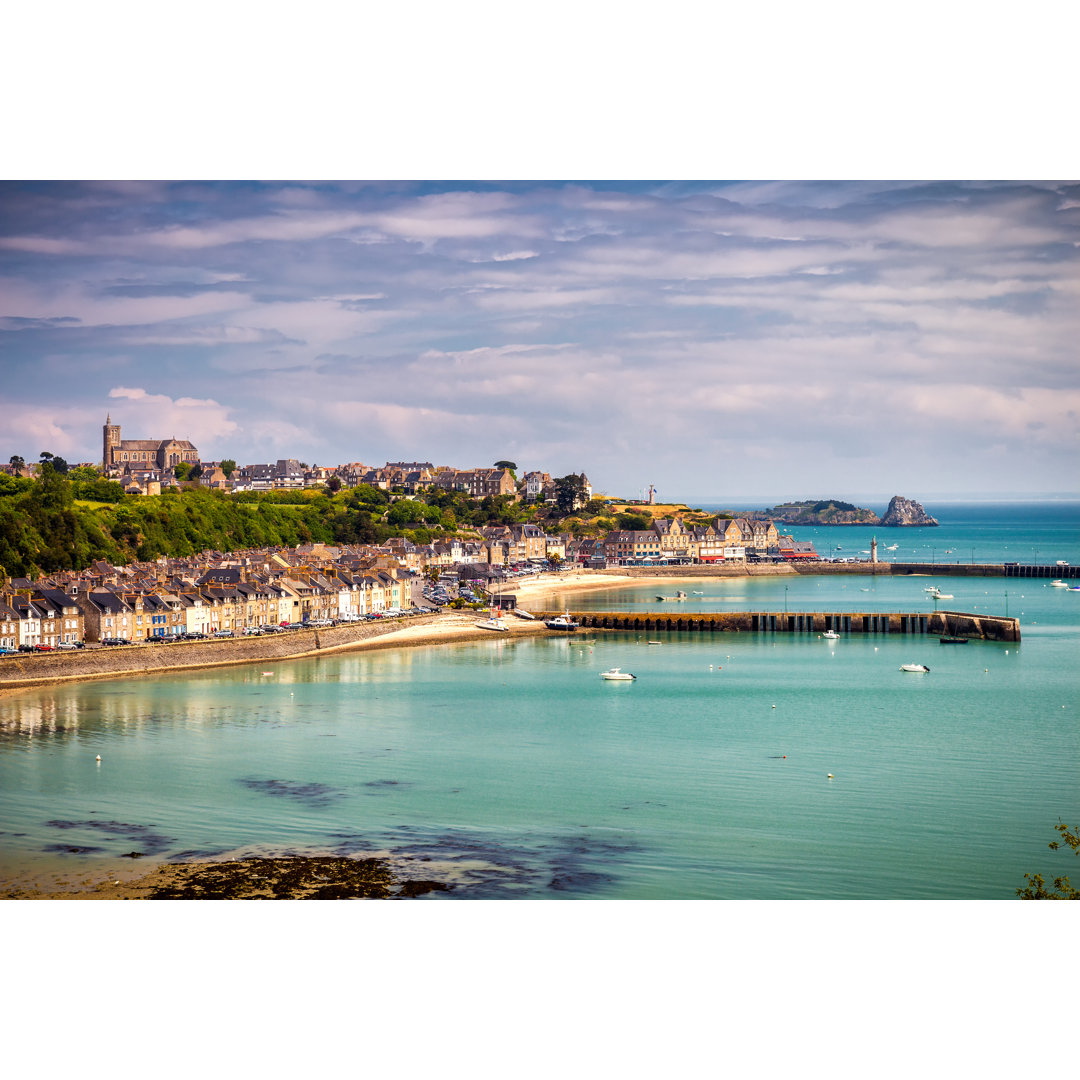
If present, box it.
[1,179,1078,503]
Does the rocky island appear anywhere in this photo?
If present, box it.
[879,495,938,527]
[754,495,937,527]
[761,499,881,525]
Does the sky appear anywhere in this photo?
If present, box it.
[2,179,1078,505]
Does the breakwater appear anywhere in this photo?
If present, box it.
[538,609,1020,642]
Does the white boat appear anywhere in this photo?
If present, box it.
[822,630,840,640]
[900,663,930,673]
[600,668,636,681]
[513,608,537,619]
[886,543,898,551]
[1050,580,1068,588]
[545,611,579,632]
[925,587,953,599]
[655,590,687,601]
[475,615,509,632]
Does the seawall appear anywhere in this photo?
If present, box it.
[0,616,445,690]
[538,609,1021,642]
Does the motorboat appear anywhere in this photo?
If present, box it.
[822,630,840,640]
[886,543,898,551]
[925,587,953,599]
[600,668,636,681]
[1050,580,1068,588]
[655,590,687,601]
[545,611,579,632]
[900,663,930,673]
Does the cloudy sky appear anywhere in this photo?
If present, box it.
[1,180,1077,503]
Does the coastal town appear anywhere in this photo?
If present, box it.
[1,416,826,652]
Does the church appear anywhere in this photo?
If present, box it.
[102,415,200,477]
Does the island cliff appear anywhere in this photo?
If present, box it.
[880,495,938,527]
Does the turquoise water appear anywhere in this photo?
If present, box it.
[1,504,1077,898]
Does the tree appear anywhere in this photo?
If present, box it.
[327,476,342,493]
[494,460,517,480]
[1017,821,1080,899]
[554,473,588,514]
[9,455,25,470]
[174,462,193,481]
[188,463,203,480]
[220,459,236,479]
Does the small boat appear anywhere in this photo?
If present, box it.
[655,590,687,601]
[886,543,898,551]
[925,587,953,599]
[691,590,704,595]
[513,608,536,619]
[545,611,579,632]
[1050,580,1068,588]
[475,616,509,632]
[600,668,636,681]
[900,663,930,673]
[647,640,662,645]
[939,636,968,644]
[822,630,840,640]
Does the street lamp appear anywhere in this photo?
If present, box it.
[784,585,788,613]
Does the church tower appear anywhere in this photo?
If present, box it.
[103,414,121,472]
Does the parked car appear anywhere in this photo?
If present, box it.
[55,641,80,650]
[0,647,19,656]
[213,629,234,638]
[33,643,55,652]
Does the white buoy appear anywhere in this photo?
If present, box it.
[95,755,101,762]
[771,704,776,709]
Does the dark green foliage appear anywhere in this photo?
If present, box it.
[812,500,857,513]
[1017,822,1080,899]
[615,512,651,531]
[554,473,587,513]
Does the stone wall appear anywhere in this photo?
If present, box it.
[0,616,443,689]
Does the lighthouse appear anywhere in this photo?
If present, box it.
[871,536,878,564]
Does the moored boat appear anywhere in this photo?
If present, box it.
[545,611,579,632]
[475,615,509,632]
[822,630,840,640]
[600,668,636,681]
[1050,580,1068,588]
[655,590,687,601]
[900,663,930,673]
[939,636,968,644]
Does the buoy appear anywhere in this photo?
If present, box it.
[95,755,101,762]
[771,704,776,709]
[827,774,834,779]
[782,755,786,759]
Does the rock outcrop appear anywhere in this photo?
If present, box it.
[880,496,938,527]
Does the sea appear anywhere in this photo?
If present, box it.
[1,501,1078,899]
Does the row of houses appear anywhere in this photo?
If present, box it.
[588,517,814,566]
[0,556,421,648]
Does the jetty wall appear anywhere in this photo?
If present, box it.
[537,610,1020,642]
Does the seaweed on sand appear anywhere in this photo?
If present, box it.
[146,855,449,900]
